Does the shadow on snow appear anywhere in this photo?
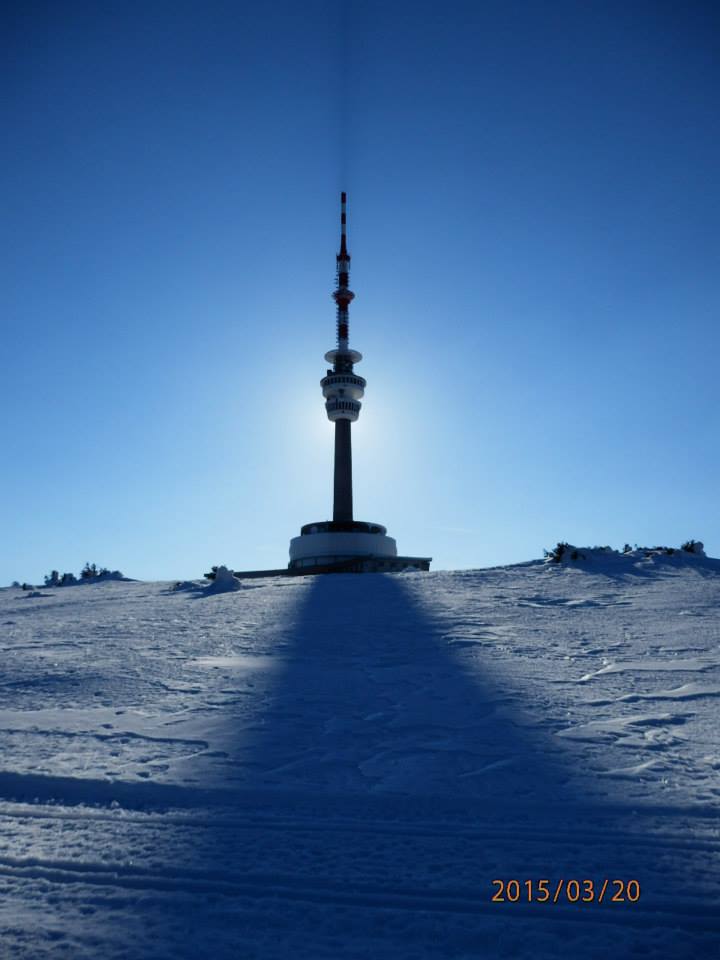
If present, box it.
[7,574,717,958]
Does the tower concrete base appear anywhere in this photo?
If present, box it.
[289,520,396,570]
[287,519,431,573]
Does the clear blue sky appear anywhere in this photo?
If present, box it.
[2,0,719,584]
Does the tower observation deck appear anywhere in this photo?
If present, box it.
[287,194,431,575]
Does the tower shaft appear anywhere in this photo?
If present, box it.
[333,418,353,522]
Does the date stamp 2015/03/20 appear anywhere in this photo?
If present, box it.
[491,879,640,904]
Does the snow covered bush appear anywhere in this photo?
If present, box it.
[681,540,705,556]
[544,542,585,563]
[81,563,124,581]
[544,542,567,563]
[43,565,126,587]
[204,565,242,594]
[42,570,77,586]
[544,540,708,564]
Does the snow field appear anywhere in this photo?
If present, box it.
[0,554,718,957]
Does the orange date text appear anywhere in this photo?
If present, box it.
[491,879,640,904]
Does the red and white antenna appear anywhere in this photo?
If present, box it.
[333,191,354,350]
[323,192,365,414]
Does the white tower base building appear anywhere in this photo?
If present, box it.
[289,521,398,570]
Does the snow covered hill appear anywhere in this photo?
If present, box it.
[0,554,718,958]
